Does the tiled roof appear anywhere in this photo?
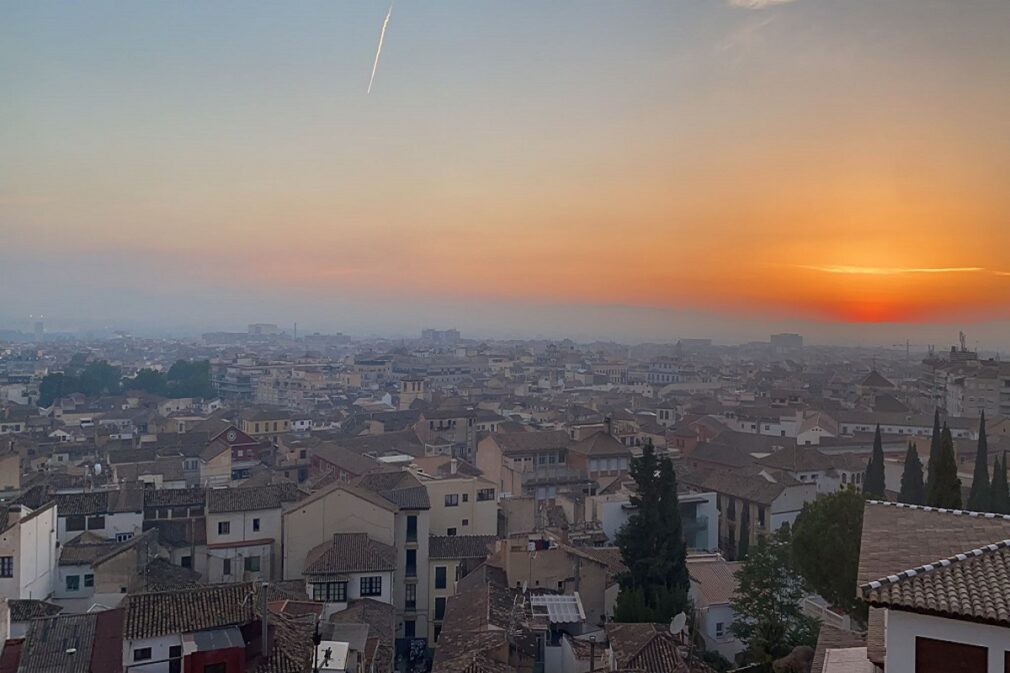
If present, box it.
[857,501,1010,587]
[811,623,866,673]
[862,540,1010,626]
[569,431,632,457]
[329,599,394,673]
[355,471,430,510]
[6,599,63,623]
[678,464,794,505]
[144,487,206,509]
[304,533,396,575]
[309,440,384,476]
[207,483,301,513]
[688,555,741,608]
[755,446,835,472]
[605,623,690,673]
[487,430,571,455]
[18,609,123,673]
[53,488,144,517]
[143,558,203,592]
[122,582,259,639]
[429,535,497,560]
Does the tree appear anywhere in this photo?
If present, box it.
[863,425,886,500]
[991,453,1010,515]
[791,488,865,619]
[731,526,819,666]
[615,443,689,622]
[165,359,215,398]
[967,411,991,512]
[926,424,962,509]
[38,372,73,408]
[898,442,925,506]
[924,408,942,496]
[737,505,751,560]
[129,369,167,395]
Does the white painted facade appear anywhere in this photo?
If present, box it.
[884,609,1010,673]
[56,510,143,545]
[0,504,57,601]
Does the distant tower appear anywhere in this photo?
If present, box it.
[399,377,428,410]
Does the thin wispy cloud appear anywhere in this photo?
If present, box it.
[797,265,996,276]
[729,0,800,9]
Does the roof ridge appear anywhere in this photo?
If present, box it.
[860,537,1010,595]
[867,499,1010,521]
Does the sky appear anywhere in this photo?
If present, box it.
[3,1,1010,345]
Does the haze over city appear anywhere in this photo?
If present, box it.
[4,1,1010,346]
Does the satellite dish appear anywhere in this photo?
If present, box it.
[670,612,687,635]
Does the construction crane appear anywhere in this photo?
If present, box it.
[892,340,932,365]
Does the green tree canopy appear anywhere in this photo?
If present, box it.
[129,368,167,395]
[967,411,991,512]
[731,526,819,666]
[164,359,215,398]
[863,425,886,500]
[614,443,689,622]
[991,454,1010,515]
[926,424,962,509]
[898,441,925,506]
[791,488,865,620]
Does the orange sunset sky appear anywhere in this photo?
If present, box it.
[3,1,1010,342]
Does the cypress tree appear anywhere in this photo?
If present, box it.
[991,453,1010,515]
[898,441,925,505]
[615,442,689,621]
[863,425,886,499]
[926,424,962,509]
[967,411,991,512]
[738,504,751,560]
[924,408,942,495]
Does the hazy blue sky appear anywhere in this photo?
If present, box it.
[3,1,1010,345]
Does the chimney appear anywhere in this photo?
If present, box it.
[6,505,23,526]
[604,416,613,437]
[450,458,458,475]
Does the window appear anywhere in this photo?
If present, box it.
[0,556,12,578]
[404,619,416,639]
[462,519,469,527]
[360,576,382,596]
[218,521,230,535]
[172,507,187,518]
[435,566,447,589]
[715,622,725,637]
[169,646,182,673]
[434,624,442,642]
[299,449,307,460]
[66,515,85,532]
[181,555,192,569]
[462,493,468,502]
[222,558,232,576]
[406,515,417,542]
[406,549,416,578]
[204,664,227,673]
[312,581,347,602]
[133,648,153,662]
[447,527,457,536]
[444,494,459,507]
[757,506,766,528]
[244,556,261,573]
[84,574,94,588]
[116,532,134,542]
[405,583,416,609]
[253,518,261,532]
[435,597,446,620]
[477,488,495,501]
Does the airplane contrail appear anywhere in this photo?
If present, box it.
[367,3,393,94]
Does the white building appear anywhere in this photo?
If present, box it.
[0,502,57,601]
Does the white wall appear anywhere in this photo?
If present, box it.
[885,609,1010,673]
[124,634,181,673]
[0,506,57,601]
